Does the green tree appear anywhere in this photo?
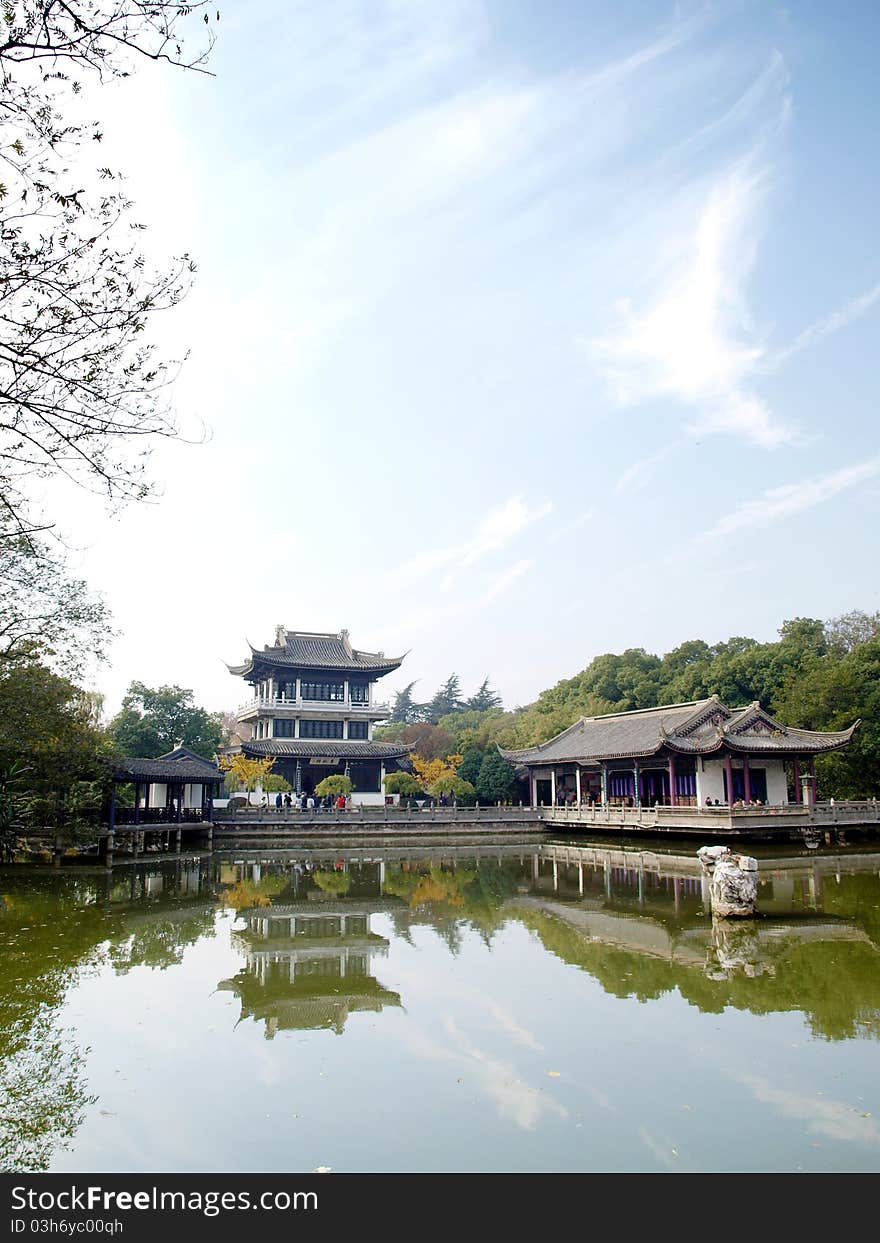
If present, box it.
[314,775,354,798]
[0,539,111,674]
[383,772,423,796]
[390,682,427,723]
[426,674,463,723]
[457,747,485,787]
[107,682,222,758]
[428,774,476,801]
[476,752,518,803]
[465,677,502,711]
[824,609,880,656]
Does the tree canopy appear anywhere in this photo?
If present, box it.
[381,610,880,800]
[0,2,219,672]
[107,681,222,758]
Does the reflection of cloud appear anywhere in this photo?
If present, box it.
[390,1018,566,1131]
[637,1125,681,1170]
[483,1000,543,1051]
[736,1073,880,1146]
[443,1018,568,1130]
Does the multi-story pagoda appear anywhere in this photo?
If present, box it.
[227,626,411,802]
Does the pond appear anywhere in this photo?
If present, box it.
[2,837,879,1173]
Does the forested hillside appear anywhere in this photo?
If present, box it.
[378,611,880,799]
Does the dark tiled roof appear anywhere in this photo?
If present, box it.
[501,697,858,763]
[502,700,716,763]
[241,739,413,760]
[228,630,404,677]
[110,749,222,783]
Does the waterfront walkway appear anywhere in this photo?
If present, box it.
[15,799,880,871]
[210,799,880,838]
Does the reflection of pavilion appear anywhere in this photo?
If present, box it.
[510,894,871,977]
[218,900,403,1037]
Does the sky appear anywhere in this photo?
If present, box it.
[55,0,880,718]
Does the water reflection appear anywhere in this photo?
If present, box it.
[211,842,880,1043]
[2,840,880,1171]
[219,901,402,1037]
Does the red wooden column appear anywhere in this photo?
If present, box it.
[792,757,802,803]
[724,753,734,805]
[743,757,752,803]
[668,753,677,806]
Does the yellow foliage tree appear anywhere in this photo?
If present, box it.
[411,753,462,789]
[218,753,276,794]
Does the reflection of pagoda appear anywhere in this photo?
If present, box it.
[218,900,403,1037]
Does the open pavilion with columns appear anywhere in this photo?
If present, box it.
[500,696,858,809]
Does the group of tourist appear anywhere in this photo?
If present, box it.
[269,791,349,812]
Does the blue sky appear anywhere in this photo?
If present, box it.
[63,0,880,716]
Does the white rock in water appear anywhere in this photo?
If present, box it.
[710,855,758,918]
[697,845,732,873]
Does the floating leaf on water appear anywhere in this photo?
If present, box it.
[547,1071,561,1077]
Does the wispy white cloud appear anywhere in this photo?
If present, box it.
[613,444,679,495]
[766,282,880,373]
[548,509,595,543]
[695,456,880,542]
[395,495,549,590]
[481,559,534,604]
[589,56,796,450]
[592,163,793,449]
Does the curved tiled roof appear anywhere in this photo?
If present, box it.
[241,739,412,760]
[500,696,858,764]
[228,629,404,677]
[110,747,222,783]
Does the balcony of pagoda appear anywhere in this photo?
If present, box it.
[236,696,391,721]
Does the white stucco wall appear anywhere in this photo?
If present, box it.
[696,757,789,805]
[765,762,788,805]
[696,760,726,804]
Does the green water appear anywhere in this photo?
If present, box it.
[2,838,879,1173]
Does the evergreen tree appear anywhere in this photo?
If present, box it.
[476,753,518,803]
[465,677,503,711]
[458,747,485,787]
[427,674,463,723]
[391,682,420,723]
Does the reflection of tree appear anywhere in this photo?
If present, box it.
[383,862,523,948]
[0,1013,95,1173]
[312,870,352,896]
[217,876,288,911]
[511,905,880,1041]
[107,912,216,974]
[0,863,214,1169]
